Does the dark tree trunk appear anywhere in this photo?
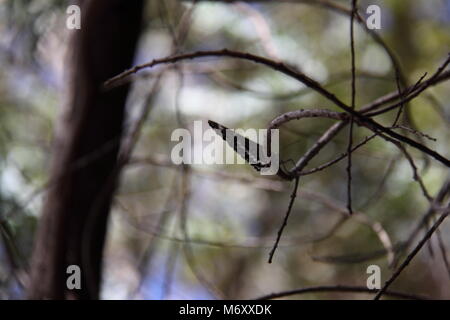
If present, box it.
[27,0,145,299]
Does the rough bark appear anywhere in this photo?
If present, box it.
[27,0,144,299]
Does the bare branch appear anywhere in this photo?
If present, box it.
[346,0,358,215]
[255,285,428,300]
[105,49,450,166]
[268,177,300,263]
[374,204,450,300]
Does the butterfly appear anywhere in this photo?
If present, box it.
[208,120,271,172]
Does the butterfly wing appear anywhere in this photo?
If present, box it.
[208,120,270,171]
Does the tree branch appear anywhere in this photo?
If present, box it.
[256,285,428,300]
[105,49,450,167]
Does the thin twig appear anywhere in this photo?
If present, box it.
[292,121,349,174]
[256,284,429,300]
[311,244,406,265]
[436,228,450,282]
[374,204,450,300]
[105,49,450,166]
[359,154,400,212]
[393,178,450,266]
[209,69,390,102]
[346,0,357,215]
[299,134,376,176]
[301,191,395,265]
[268,177,300,263]
[366,56,450,118]
[391,125,437,142]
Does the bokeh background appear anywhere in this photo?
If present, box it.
[0,0,449,299]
